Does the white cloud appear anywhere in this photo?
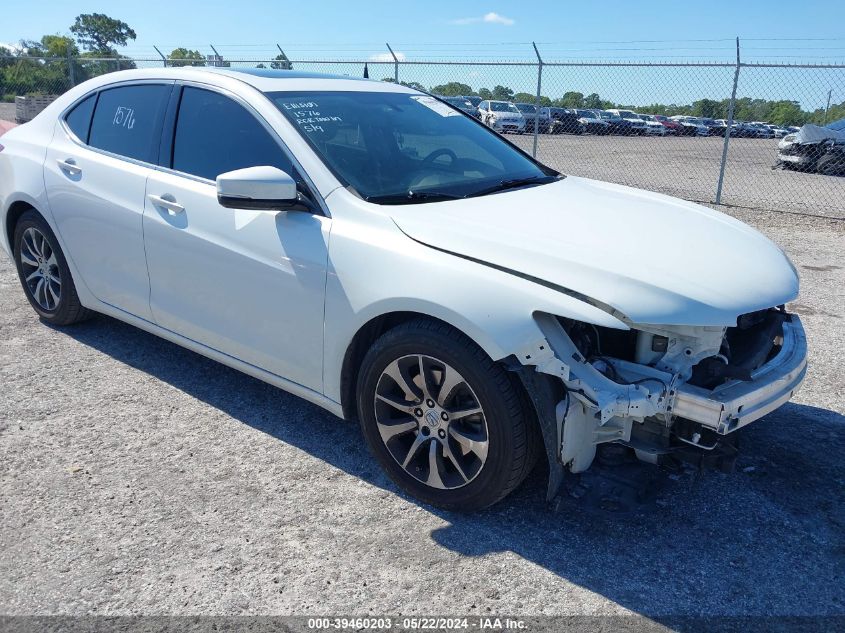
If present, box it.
[369,51,407,62]
[450,12,515,26]
[0,42,22,53]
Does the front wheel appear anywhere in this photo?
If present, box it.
[356,319,537,511]
[13,209,92,325]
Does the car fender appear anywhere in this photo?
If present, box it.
[321,188,628,405]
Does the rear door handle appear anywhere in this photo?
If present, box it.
[147,194,185,215]
[56,158,82,176]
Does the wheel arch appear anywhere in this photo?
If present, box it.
[3,198,41,256]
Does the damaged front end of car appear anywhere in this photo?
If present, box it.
[512,308,807,501]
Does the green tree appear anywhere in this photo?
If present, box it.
[555,91,585,108]
[270,53,292,70]
[168,48,205,67]
[70,13,136,55]
[583,93,603,109]
[490,85,514,101]
[430,81,473,96]
[768,100,806,126]
[691,98,724,119]
[477,87,492,100]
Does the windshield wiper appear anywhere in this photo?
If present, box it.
[366,190,463,205]
[466,175,559,199]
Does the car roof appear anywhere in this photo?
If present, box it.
[68,66,417,95]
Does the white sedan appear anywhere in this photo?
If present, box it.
[0,68,807,510]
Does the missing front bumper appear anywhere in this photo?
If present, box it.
[671,316,807,434]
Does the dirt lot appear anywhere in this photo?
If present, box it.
[0,205,843,619]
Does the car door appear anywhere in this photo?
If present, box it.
[43,82,173,320]
[143,85,330,392]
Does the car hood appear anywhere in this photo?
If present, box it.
[389,177,798,327]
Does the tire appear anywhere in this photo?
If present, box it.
[13,209,92,325]
[356,319,537,511]
[816,154,845,176]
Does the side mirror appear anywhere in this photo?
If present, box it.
[216,166,298,210]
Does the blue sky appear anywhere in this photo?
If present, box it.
[4,0,845,62]
[3,0,844,108]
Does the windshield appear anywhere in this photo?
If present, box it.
[597,111,617,120]
[515,103,536,113]
[490,101,519,113]
[269,91,557,204]
[826,118,845,131]
[576,110,596,119]
[617,111,637,118]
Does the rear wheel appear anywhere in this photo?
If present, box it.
[13,210,92,325]
[356,319,537,511]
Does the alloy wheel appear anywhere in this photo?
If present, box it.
[373,354,489,490]
[19,227,61,311]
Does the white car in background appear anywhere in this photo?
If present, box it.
[606,109,648,135]
[638,115,668,136]
[477,100,526,134]
[0,68,806,511]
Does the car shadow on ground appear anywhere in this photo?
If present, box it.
[56,314,845,618]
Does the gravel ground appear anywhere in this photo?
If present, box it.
[0,205,843,618]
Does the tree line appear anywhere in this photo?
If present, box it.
[1,17,841,126]
[415,82,843,127]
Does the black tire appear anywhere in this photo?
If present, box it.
[817,154,845,176]
[13,209,93,325]
[356,319,538,511]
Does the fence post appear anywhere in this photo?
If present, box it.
[532,42,543,158]
[386,43,399,83]
[154,46,167,68]
[66,49,75,87]
[715,37,740,206]
[276,44,292,70]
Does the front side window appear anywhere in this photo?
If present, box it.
[88,84,170,162]
[172,87,292,181]
[269,91,557,203]
[65,94,97,143]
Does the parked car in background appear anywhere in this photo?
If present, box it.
[650,114,682,135]
[463,95,482,108]
[670,116,709,136]
[478,100,526,134]
[575,109,611,134]
[606,109,648,135]
[515,102,549,133]
[542,107,583,134]
[747,122,775,139]
[776,118,845,175]
[441,96,480,119]
[700,118,728,137]
[765,124,790,138]
[591,110,633,135]
[637,114,668,136]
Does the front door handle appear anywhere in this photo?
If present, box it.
[57,158,82,176]
[147,194,185,215]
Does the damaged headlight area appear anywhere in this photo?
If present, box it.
[515,308,807,498]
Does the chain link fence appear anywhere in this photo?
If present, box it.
[1,51,843,217]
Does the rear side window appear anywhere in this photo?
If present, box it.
[65,94,96,143]
[172,87,292,181]
[89,84,170,163]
